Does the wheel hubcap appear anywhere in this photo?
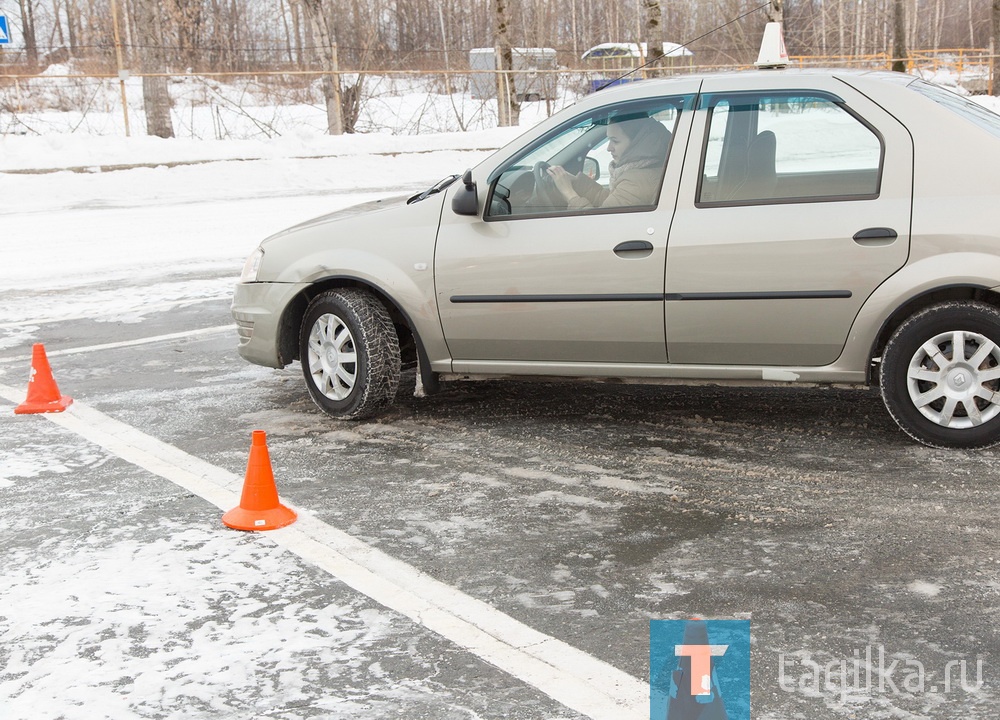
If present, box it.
[907,330,1000,429]
[307,313,358,401]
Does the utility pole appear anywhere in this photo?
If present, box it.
[109,0,130,136]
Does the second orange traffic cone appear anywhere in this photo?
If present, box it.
[15,343,73,415]
[222,430,297,531]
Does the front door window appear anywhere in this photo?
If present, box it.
[486,97,688,219]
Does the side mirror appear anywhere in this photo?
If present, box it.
[583,156,600,181]
[451,168,479,216]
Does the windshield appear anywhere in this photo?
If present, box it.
[517,125,591,168]
[908,80,1000,140]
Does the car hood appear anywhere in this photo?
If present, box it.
[262,192,412,244]
[254,187,448,286]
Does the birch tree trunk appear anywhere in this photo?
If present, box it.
[643,0,664,76]
[856,0,867,56]
[819,0,827,55]
[970,0,977,46]
[838,0,846,55]
[493,0,519,127]
[933,0,943,50]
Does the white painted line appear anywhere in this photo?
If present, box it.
[0,325,233,365]
[0,388,650,719]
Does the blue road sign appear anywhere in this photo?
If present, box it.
[0,16,10,45]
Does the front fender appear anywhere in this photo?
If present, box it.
[260,194,450,366]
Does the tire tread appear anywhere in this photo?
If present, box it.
[880,300,1000,449]
[300,289,401,420]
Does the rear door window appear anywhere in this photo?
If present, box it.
[697,93,883,206]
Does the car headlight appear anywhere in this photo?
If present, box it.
[240,247,264,282]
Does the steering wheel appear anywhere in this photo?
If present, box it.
[532,161,566,208]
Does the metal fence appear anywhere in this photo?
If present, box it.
[1,49,995,139]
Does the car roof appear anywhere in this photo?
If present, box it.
[588,66,912,98]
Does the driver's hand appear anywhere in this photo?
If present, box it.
[546,165,578,201]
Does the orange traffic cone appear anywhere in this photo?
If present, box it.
[222,430,297,531]
[15,344,73,415]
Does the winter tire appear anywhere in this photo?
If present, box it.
[880,301,1000,448]
[300,289,401,420]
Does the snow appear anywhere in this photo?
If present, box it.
[2,522,399,718]
[0,127,533,339]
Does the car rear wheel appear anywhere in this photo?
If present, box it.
[300,289,400,419]
[880,301,1000,448]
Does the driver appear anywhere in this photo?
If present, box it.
[547,114,671,209]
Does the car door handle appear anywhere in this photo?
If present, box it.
[614,240,654,257]
[853,227,898,246]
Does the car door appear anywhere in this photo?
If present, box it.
[435,92,697,370]
[664,77,913,367]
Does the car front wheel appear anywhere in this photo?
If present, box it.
[299,289,401,420]
[880,301,1000,448]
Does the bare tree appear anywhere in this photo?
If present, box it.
[8,0,1000,130]
[993,0,1000,42]
[337,0,379,133]
[493,0,519,127]
[970,0,978,46]
[643,0,664,76]
[279,0,301,67]
[63,0,79,56]
[892,0,908,72]
[163,0,204,69]
[16,0,40,66]
[993,0,1000,93]
[300,0,343,135]
[131,0,175,138]
[932,0,944,50]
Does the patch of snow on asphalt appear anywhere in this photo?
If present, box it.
[907,580,943,597]
[0,521,398,719]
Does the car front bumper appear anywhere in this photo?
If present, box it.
[231,281,310,368]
